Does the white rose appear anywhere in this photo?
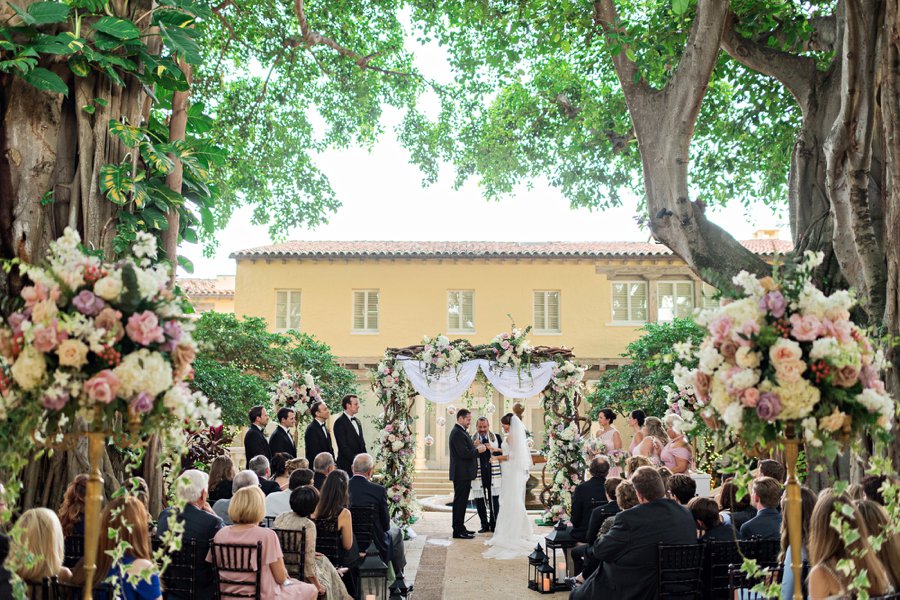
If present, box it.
[449,349,462,363]
[437,335,449,346]
[698,344,724,375]
[722,402,745,431]
[303,372,315,387]
[729,368,760,391]
[809,337,839,362]
[391,440,404,451]
[94,273,123,301]
[135,267,162,299]
[735,347,760,369]
[10,345,47,390]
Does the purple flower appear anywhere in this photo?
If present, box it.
[759,291,787,319]
[755,392,782,421]
[7,312,27,334]
[130,392,154,414]
[160,320,184,351]
[42,390,70,411]
[72,290,106,316]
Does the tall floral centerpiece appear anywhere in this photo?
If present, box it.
[0,229,219,599]
[269,370,320,450]
[671,252,895,600]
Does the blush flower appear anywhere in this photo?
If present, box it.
[755,392,782,421]
[769,338,803,366]
[57,339,89,369]
[832,364,860,388]
[95,307,125,343]
[126,311,165,346]
[84,370,121,404]
[130,391,154,414]
[759,291,787,318]
[789,313,822,342]
[32,322,66,353]
[72,290,106,316]
[775,360,807,384]
[741,387,760,407]
[42,390,70,411]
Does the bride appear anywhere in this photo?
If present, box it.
[483,413,539,559]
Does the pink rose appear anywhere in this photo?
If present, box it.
[719,340,738,361]
[95,307,125,343]
[741,387,759,407]
[84,370,121,404]
[859,365,880,389]
[832,364,860,388]
[21,282,60,309]
[42,390,70,411]
[500,340,511,350]
[126,311,165,346]
[775,359,807,384]
[790,313,821,342]
[32,322,66,353]
[694,372,711,399]
[709,315,734,343]
[769,339,803,366]
[821,319,853,344]
[736,321,760,345]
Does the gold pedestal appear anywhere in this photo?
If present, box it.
[82,432,105,600]
[784,424,802,600]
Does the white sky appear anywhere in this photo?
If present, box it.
[178,19,789,279]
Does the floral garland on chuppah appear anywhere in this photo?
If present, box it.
[371,327,590,530]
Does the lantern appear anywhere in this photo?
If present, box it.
[536,557,555,594]
[359,541,388,600]
[527,544,547,591]
[544,520,577,591]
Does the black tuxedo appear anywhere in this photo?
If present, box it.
[573,499,619,576]
[334,413,367,473]
[244,424,271,462]
[571,477,607,541]
[157,503,223,600]
[304,419,335,465]
[473,432,501,531]
[572,499,697,600]
[313,471,326,490]
[348,475,408,581]
[260,478,281,496]
[268,426,296,458]
[448,423,480,535]
[740,507,781,540]
[702,522,739,544]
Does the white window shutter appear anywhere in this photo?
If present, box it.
[612,284,629,321]
[367,291,379,330]
[353,292,366,330]
[631,283,648,321]
[462,291,474,330]
[533,292,546,330]
[275,291,287,330]
[548,292,560,331]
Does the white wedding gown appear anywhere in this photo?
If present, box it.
[483,415,540,559]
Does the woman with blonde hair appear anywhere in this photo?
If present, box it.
[661,414,692,474]
[856,499,900,589]
[94,495,161,599]
[208,455,237,504]
[634,416,668,464]
[808,491,891,599]
[210,486,317,599]
[12,508,71,583]
[58,474,88,537]
[625,455,652,477]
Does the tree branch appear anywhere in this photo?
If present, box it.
[721,11,818,110]
[592,0,652,105]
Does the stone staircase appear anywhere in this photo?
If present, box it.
[412,469,454,498]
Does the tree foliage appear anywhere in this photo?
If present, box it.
[190,312,358,426]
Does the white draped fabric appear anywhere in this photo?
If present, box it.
[397,358,557,404]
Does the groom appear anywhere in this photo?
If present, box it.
[449,408,487,539]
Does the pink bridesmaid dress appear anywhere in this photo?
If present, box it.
[661,435,693,472]
[598,427,622,478]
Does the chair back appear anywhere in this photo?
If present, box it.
[26,577,52,600]
[63,535,84,569]
[349,505,377,552]
[51,577,114,600]
[658,543,704,600]
[739,539,781,568]
[274,528,307,579]
[261,516,276,528]
[727,563,784,599]
[209,541,263,600]
[312,517,342,566]
[160,537,199,599]
[590,497,607,509]
[703,539,743,599]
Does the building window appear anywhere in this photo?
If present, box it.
[533,291,561,333]
[612,281,648,323]
[275,290,301,331]
[353,290,379,332]
[701,283,720,309]
[658,281,695,321]
[448,290,475,332]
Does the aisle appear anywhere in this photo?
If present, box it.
[406,511,569,599]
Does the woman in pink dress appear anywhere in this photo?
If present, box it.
[661,413,693,473]
[596,409,623,478]
[209,486,318,600]
[627,410,646,455]
[634,416,668,466]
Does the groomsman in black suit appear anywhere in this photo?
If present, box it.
[304,401,334,465]
[334,394,367,473]
[268,407,297,458]
[449,409,487,539]
[243,406,271,462]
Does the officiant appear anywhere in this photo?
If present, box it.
[472,416,502,533]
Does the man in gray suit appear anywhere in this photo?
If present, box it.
[212,470,259,525]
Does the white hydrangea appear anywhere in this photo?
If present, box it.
[303,372,315,387]
[722,402,744,431]
[802,250,825,269]
[673,341,694,362]
[798,282,828,318]
[133,231,158,261]
[728,368,760,391]
[10,345,47,390]
[809,337,839,362]
[735,347,761,369]
[801,416,823,447]
[731,271,764,298]
[698,344,724,375]
[856,388,893,416]
[672,364,697,391]
[114,349,173,398]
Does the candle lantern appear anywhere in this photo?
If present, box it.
[359,541,389,600]
[536,558,555,594]
[544,520,577,591]
[527,544,547,591]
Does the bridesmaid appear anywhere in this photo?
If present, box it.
[596,409,623,478]
[661,413,693,473]
[627,410,646,455]
[634,416,668,465]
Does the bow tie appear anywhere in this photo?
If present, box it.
[350,417,358,422]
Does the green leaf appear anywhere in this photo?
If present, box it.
[141,205,170,230]
[92,16,140,40]
[140,141,175,174]
[672,0,689,16]
[626,48,637,62]
[8,3,36,25]
[68,54,90,77]
[177,254,194,273]
[94,97,108,106]
[27,2,70,25]
[180,226,198,244]
[99,163,133,205]
[40,190,55,205]
[158,22,201,64]
[152,9,195,28]
[108,119,143,147]
[31,33,81,55]
[22,67,68,95]
[81,104,96,114]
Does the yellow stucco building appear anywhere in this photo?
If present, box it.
[229,238,789,481]
[180,276,236,314]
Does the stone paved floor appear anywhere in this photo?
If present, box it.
[404,510,570,600]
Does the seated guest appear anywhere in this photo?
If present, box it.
[667,473,697,506]
[94,496,161,599]
[157,470,223,599]
[808,491,891,599]
[313,452,336,490]
[571,456,609,541]
[274,487,352,600]
[758,459,786,484]
[570,466,696,600]
[349,454,408,595]
[689,497,734,542]
[267,469,314,518]
[571,477,623,578]
[208,455,237,504]
[856,499,900,589]
[779,486,817,600]
[209,486,317,599]
[625,455,652,478]
[271,452,292,491]
[312,470,356,563]
[58,474,88,537]
[861,474,888,505]
[12,508,72,583]
[249,455,281,496]
[656,466,673,491]
[740,477,782,540]
[719,479,756,530]
[286,458,309,474]
[213,470,259,525]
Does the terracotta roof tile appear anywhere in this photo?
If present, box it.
[178,278,234,297]
[231,239,793,260]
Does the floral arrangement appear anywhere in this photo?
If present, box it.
[0,229,219,438]
[608,448,630,473]
[541,419,585,523]
[550,360,586,394]
[269,371,320,410]
[489,324,533,368]
[583,437,607,458]
[671,251,895,454]
[420,334,464,376]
